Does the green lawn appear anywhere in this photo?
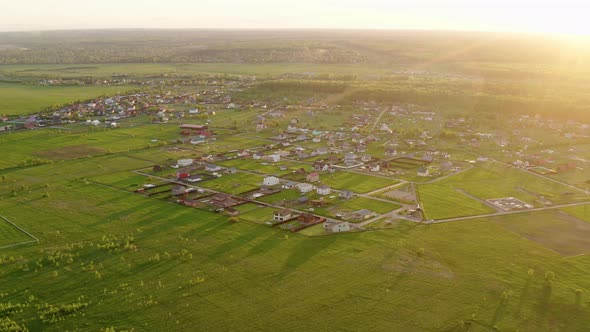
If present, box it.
[0,82,131,116]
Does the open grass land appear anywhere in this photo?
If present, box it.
[0,82,131,116]
[0,124,179,169]
[491,210,590,257]
[338,196,401,214]
[417,162,590,220]
[0,63,399,80]
[235,204,276,224]
[257,189,302,204]
[417,183,495,220]
[320,171,398,194]
[3,171,590,331]
[560,205,590,223]
[216,158,310,176]
[89,171,162,191]
[0,219,33,248]
[198,172,264,195]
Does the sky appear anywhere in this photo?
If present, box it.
[0,0,589,36]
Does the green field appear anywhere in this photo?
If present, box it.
[437,162,588,206]
[561,205,590,223]
[0,123,178,169]
[0,82,131,116]
[491,210,590,256]
[0,219,33,248]
[337,196,401,214]
[3,172,590,330]
[418,183,495,220]
[198,172,264,195]
[235,203,276,224]
[320,171,398,194]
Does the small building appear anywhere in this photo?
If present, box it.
[344,153,358,166]
[417,167,430,177]
[273,209,292,222]
[282,181,296,189]
[361,155,372,163]
[171,185,187,196]
[263,176,280,186]
[306,172,320,182]
[266,153,281,163]
[323,219,351,233]
[317,185,331,196]
[297,183,314,193]
[225,208,240,217]
[177,159,193,167]
[206,164,223,172]
[351,209,375,220]
[339,190,354,200]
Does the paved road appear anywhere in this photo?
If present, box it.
[370,108,387,132]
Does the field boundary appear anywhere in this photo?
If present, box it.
[0,214,40,250]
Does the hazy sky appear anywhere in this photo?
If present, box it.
[1,0,589,35]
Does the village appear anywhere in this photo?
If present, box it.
[3,79,590,235]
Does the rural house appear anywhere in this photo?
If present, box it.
[306,172,320,182]
[273,209,292,222]
[263,176,280,186]
[317,185,331,196]
[297,183,314,193]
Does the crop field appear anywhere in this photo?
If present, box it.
[320,171,398,193]
[0,82,132,116]
[417,183,495,220]
[491,210,590,256]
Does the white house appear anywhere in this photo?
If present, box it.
[317,185,331,196]
[273,209,292,222]
[297,183,314,193]
[177,159,193,167]
[266,154,281,163]
[323,219,351,233]
[263,176,280,186]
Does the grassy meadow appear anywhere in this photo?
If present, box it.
[0,82,132,116]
